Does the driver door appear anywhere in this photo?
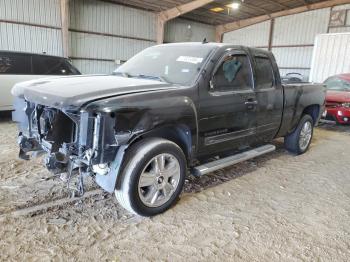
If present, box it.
[198,50,258,156]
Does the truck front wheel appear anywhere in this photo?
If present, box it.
[284,114,314,155]
[115,138,186,217]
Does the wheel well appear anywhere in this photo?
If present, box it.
[129,125,192,163]
[302,105,320,125]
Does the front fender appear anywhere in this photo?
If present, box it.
[84,91,199,152]
[85,90,198,193]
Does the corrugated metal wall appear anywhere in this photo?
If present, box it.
[272,8,330,78]
[69,0,156,74]
[273,9,330,45]
[164,18,215,43]
[222,4,350,80]
[70,1,216,73]
[0,0,217,74]
[70,0,155,40]
[0,0,62,56]
[276,46,315,78]
[5,0,348,77]
[223,20,271,47]
[310,33,350,83]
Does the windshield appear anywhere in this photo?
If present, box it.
[324,76,350,91]
[114,45,215,85]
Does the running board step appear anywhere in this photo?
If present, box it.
[193,144,276,176]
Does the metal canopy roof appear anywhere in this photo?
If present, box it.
[105,0,331,25]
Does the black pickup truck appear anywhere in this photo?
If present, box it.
[12,43,326,216]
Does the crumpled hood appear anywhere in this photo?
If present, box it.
[326,90,350,103]
[11,75,174,109]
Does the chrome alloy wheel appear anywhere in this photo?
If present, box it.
[138,153,181,207]
[299,121,312,151]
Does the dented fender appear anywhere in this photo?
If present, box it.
[84,89,199,192]
[84,88,199,157]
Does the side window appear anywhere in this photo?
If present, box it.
[0,53,31,74]
[212,53,253,92]
[65,60,81,75]
[255,56,275,89]
[32,56,77,75]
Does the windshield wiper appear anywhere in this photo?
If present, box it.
[113,72,170,84]
[136,74,169,83]
[113,71,131,78]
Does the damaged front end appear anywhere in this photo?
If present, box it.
[12,98,127,195]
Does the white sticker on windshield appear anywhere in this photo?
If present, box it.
[177,56,203,64]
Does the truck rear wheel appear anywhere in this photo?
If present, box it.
[284,114,314,155]
[115,138,186,217]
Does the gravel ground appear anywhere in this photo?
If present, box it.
[0,117,350,261]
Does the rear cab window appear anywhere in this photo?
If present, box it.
[32,55,80,75]
[254,55,275,89]
[0,53,31,74]
[0,52,80,75]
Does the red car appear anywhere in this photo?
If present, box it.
[324,74,350,124]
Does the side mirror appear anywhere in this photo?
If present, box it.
[210,75,216,90]
[209,79,214,90]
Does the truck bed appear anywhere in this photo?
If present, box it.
[277,83,326,137]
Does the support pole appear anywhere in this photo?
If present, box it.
[60,0,69,57]
[156,0,215,44]
[215,27,223,43]
[156,15,165,44]
[268,19,275,51]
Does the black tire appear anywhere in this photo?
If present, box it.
[115,138,186,217]
[284,114,314,155]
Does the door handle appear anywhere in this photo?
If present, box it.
[245,100,258,111]
[245,100,258,105]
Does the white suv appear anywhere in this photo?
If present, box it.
[0,51,81,111]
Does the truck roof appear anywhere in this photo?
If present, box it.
[159,42,271,56]
[0,50,67,59]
